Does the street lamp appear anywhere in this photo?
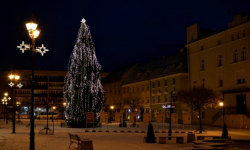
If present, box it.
[16,101,22,123]
[110,105,114,122]
[220,101,228,138]
[17,15,49,150]
[9,74,22,133]
[2,96,8,124]
[168,88,177,139]
[52,106,56,133]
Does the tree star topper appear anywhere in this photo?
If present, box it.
[17,41,30,53]
[37,44,49,56]
[81,18,86,24]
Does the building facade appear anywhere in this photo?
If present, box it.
[102,63,138,120]
[122,50,188,122]
[186,14,250,128]
[0,70,109,119]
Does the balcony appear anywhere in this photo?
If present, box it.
[34,85,48,89]
[49,78,64,82]
[34,77,48,82]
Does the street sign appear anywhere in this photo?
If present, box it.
[86,112,94,123]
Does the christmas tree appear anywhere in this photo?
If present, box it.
[64,18,104,127]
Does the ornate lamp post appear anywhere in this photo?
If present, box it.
[220,101,228,138]
[2,95,8,124]
[110,105,114,122]
[17,16,49,150]
[52,106,56,133]
[168,88,177,139]
[9,74,23,133]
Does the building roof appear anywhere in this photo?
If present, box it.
[123,52,188,85]
[102,63,137,83]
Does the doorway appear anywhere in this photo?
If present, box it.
[236,94,246,114]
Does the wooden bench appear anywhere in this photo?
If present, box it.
[159,136,184,144]
[197,135,231,140]
[68,132,81,150]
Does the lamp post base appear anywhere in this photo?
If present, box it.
[221,124,228,139]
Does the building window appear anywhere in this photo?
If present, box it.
[142,97,144,103]
[201,46,203,51]
[142,85,144,91]
[202,79,205,88]
[194,81,196,89]
[191,34,193,41]
[147,97,149,103]
[218,40,220,45]
[165,95,167,102]
[219,75,223,87]
[172,78,176,85]
[137,86,139,92]
[218,55,222,66]
[242,47,246,61]
[158,96,161,103]
[237,71,245,84]
[152,82,155,88]
[201,59,205,70]
[147,84,149,91]
[243,30,246,37]
[158,81,160,87]
[127,98,130,104]
[234,50,238,63]
[232,34,234,41]
[153,97,155,103]
[237,32,240,39]
[124,98,126,104]
[123,88,125,94]
[127,87,129,93]
[164,79,167,86]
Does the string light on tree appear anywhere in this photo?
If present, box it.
[64,18,104,127]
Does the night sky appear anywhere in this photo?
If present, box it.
[1,0,250,72]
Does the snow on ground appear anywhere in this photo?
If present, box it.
[0,119,250,150]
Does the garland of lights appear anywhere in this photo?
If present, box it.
[64,18,104,127]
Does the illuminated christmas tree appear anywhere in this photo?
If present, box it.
[64,18,104,127]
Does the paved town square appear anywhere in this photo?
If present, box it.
[0,119,250,150]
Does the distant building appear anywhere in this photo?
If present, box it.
[122,50,188,122]
[0,70,109,119]
[102,63,138,120]
[186,14,250,128]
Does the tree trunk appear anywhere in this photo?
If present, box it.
[199,109,202,133]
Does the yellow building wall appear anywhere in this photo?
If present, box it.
[187,16,250,126]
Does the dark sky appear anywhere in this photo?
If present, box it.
[1,0,250,72]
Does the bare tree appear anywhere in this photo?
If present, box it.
[177,86,219,133]
[128,93,140,112]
